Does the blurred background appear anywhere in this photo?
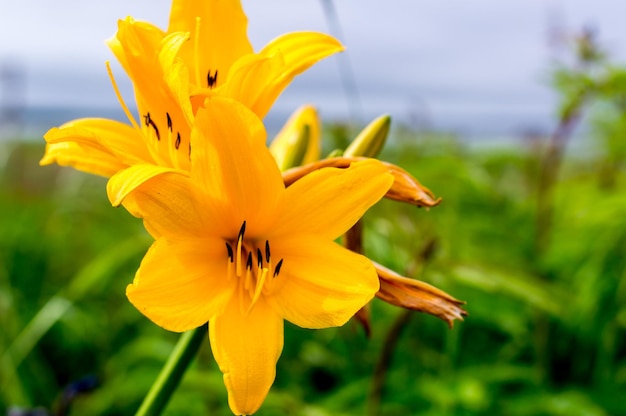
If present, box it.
[2,1,626,415]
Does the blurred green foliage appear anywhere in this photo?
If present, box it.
[2,28,626,415]
[1,122,625,415]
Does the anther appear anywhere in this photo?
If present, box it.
[175,132,181,149]
[166,112,172,131]
[274,259,284,277]
[235,220,246,277]
[265,240,271,263]
[143,112,160,140]
[257,248,263,268]
[207,70,218,88]
[225,242,234,262]
[237,221,246,242]
[246,252,253,270]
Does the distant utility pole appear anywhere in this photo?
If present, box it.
[319,0,364,124]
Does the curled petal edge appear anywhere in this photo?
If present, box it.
[282,157,442,208]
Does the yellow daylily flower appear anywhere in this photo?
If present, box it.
[116,97,394,415]
[41,0,343,196]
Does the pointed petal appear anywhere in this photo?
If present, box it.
[267,236,379,329]
[273,159,393,240]
[127,238,234,332]
[168,0,253,89]
[159,32,194,128]
[40,142,125,178]
[191,97,284,236]
[107,165,212,240]
[108,17,191,170]
[107,18,165,95]
[210,296,283,415]
[44,118,151,167]
[107,164,184,206]
[222,32,343,118]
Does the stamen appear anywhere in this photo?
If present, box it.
[166,112,172,131]
[235,221,246,277]
[273,259,284,277]
[247,268,268,314]
[246,252,253,270]
[207,70,218,88]
[244,252,253,290]
[225,242,233,262]
[105,61,140,130]
[226,242,234,280]
[143,112,160,140]
[265,240,271,263]
[237,221,247,241]
[193,17,201,87]
[257,248,263,268]
[175,132,181,150]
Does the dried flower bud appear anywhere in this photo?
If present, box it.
[374,263,467,328]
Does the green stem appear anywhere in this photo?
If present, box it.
[136,324,208,416]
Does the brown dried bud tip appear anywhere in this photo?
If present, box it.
[282,157,441,208]
[374,262,467,328]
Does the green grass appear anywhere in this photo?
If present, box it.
[1,134,625,415]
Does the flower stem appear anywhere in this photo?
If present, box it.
[136,324,207,416]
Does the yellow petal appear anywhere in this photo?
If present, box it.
[107,166,213,241]
[107,18,165,95]
[168,0,253,89]
[109,18,191,170]
[274,159,393,240]
[43,118,151,167]
[191,97,284,236]
[159,32,194,127]
[223,32,343,118]
[127,238,234,332]
[107,164,184,206]
[210,296,283,416]
[282,157,443,208]
[40,142,125,178]
[267,235,379,329]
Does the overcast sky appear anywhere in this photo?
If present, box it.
[1,0,625,137]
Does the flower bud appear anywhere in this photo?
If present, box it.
[344,114,390,158]
[269,105,320,170]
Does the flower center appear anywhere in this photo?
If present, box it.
[105,61,191,167]
[225,221,284,313]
